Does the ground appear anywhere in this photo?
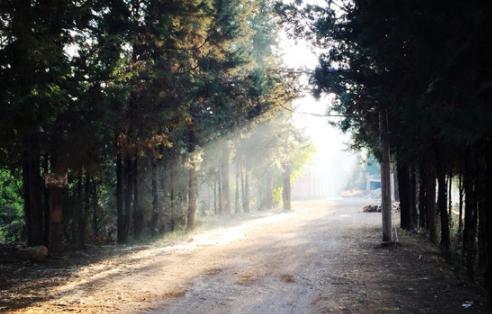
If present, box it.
[0,199,488,313]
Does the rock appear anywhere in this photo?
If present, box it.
[17,245,48,262]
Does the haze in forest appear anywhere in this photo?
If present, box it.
[279,28,358,200]
[2,1,492,313]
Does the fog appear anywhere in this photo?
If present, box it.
[280,32,360,200]
[291,95,358,199]
[139,16,364,224]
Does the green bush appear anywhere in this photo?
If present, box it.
[0,169,24,243]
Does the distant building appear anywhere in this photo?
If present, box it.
[366,174,381,190]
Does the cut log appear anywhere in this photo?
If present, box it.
[17,245,48,262]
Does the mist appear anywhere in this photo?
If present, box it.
[279,29,360,201]
[291,95,359,199]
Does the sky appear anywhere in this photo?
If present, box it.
[278,16,359,198]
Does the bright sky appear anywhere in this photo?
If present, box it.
[278,11,359,197]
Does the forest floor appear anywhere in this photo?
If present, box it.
[0,199,488,313]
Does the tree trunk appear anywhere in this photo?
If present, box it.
[169,159,176,230]
[133,156,142,238]
[124,154,133,241]
[15,1,43,247]
[396,156,412,230]
[448,172,453,224]
[151,158,160,235]
[218,165,223,214]
[221,144,230,214]
[484,147,492,304]
[235,161,240,214]
[282,164,291,211]
[409,163,418,229]
[240,163,244,212]
[42,154,50,246]
[420,151,437,243]
[426,160,437,244]
[463,151,478,279]
[242,163,250,213]
[47,159,67,253]
[116,153,127,243]
[92,178,99,238]
[73,174,82,246]
[393,172,400,202]
[477,163,488,274]
[265,169,273,210]
[187,167,197,229]
[47,185,64,253]
[379,110,392,242]
[458,172,464,237]
[22,134,44,246]
[79,174,89,249]
[213,172,218,215]
[159,160,167,233]
[418,163,427,229]
[478,196,488,271]
[436,145,450,257]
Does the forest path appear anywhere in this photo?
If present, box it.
[3,199,487,313]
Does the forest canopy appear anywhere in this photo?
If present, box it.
[0,0,312,248]
[276,0,492,304]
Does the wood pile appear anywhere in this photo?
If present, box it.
[362,205,381,213]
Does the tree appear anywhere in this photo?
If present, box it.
[289,0,492,304]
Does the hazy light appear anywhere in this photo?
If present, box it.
[279,21,358,199]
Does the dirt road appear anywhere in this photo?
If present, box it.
[1,199,487,313]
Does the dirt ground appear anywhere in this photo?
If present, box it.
[0,199,488,313]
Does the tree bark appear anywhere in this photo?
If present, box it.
[418,163,427,229]
[47,159,67,253]
[47,184,64,253]
[458,172,464,237]
[15,1,43,247]
[22,134,44,246]
[242,163,250,213]
[42,154,50,245]
[477,163,488,273]
[484,147,492,304]
[133,156,142,238]
[425,159,437,244]
[124,154,133,241]
[218,165,223,214]
[213,171,218,215]
[73,174,82,246]
[187,167,197,229]
[463,151,478,279]
[478,195,488,271]
[116,153,126,243]
[235,161,240,214]
[393,172,400,202]
[79,174,89,249]
[92,178,99,238]
[409,163,418,229]
[448,172,453,224]
[265,169,273,210]
[282,164,291,211]
[151,158,160,235]
[221,144,231,214]
[379,110,392,242]
[169,159,176,230]
[436,145,450,257]
[396,156,412,230]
